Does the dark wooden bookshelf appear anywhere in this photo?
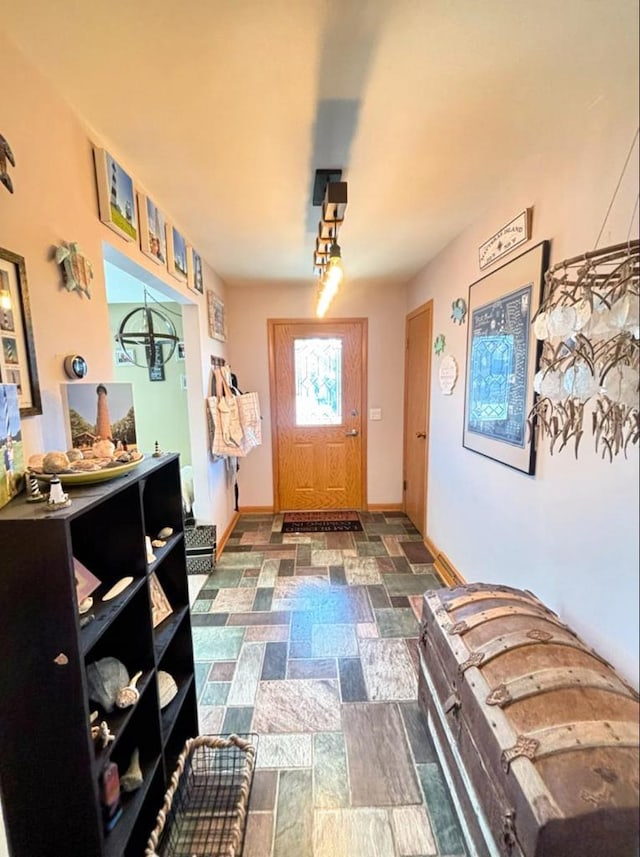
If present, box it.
[0,454,198,857]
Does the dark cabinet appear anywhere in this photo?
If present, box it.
[0,454,198,857]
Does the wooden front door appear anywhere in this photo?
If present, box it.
[268,318,367,511]
[403,302,433,533]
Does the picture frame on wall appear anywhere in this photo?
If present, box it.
[0,383,24,511]
[187,247,204,294]
[206,290,226,342]
[146,343,165,381]
[166,224,188,282]
[0,246,42,416]
[137,193,167,265]
[115,347,136,366]
[93,148,137,242]
[463,240,549,475]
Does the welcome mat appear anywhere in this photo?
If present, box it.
[281,511,363,533]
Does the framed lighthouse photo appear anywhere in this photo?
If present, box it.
[62,382,138,453]
[93,148,138,242]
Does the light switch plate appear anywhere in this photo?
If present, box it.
[369,408,382,420]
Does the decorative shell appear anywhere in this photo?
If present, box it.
[157,671,178,709]
[86,657,129,713]
[92,439,115,458]
[157,527,174,540]
[115,670,143,709]
[66,449,84,462]
[28,453,45,470]
[102,576,134,601]
[42,451,71,473]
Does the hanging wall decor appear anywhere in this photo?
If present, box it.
[207,290,226,341]
[166,224,188,283]
[434,334,446,355]
[187,247,204,294]
[55,242,93,299]
[463,241,549,475]
[528,238,639,460]
[479,209,532,270]
[439,354,458,395]
[0,133,15,193]
[93,148,137,242]
[137,193,167,265]
[451,298,467,325]
[0,246,42,416]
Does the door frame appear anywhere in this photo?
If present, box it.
[268,317,368,512]
[402,301,433,534]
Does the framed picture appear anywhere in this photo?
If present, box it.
[137,193,167,265]
[0,247,42,416]
[62,382,138,451]
[149,572,173,628]
[0,384,24,511]
[187,247,204,294]
[166,224,188,282]
[146,343,165,381]
[114,347,136,366]
[463,241,549,475]
[176,341,185,360]
[93,148,137,242]
[207,290,226,341]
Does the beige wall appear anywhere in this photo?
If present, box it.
[407,97,639,685]
[0,30,233,531]
[224,278,407,508]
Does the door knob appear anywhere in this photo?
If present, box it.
[416,431,427,438]
[345,429,359,436]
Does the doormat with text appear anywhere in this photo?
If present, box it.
[281,511,363,533]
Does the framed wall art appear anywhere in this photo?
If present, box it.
[166,224,188,282]
[0,247,42,416]
[206,290,226,341]
[187,247,204,294]
[0,383,24,510]
[93,148,137,242]
[463,240,549,475]
[146,343,165,381]
[137,193,167,265]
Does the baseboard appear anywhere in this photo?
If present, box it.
[367,503,403,511]
[216,511,240,559]
[424,534,466,587]
[237,505,274,514]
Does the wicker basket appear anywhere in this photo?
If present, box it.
[145,734,256,857]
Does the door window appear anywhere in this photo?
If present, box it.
[294,337,342,425]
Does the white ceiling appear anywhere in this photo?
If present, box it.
[3,1,639,288]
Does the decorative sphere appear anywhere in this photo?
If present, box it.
[115,307,179,367]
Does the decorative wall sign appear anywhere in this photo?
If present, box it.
[187,247,204,294]
[434,333,446,355]
[0,247,42,416]
[55,242,93,299]
[207,290,226,341]
[463,241,549,474]
[93,148,137,242]
[451,298,467,325]
[0,133,15,193]
[149,572,173,627]
[137,193,167,265]
[166,224,188,282]
[438,354,458,395]
[146,343,165,381]
[479,209,532,270]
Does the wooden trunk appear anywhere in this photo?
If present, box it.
[418,583,639,857]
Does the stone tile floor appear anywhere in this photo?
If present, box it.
[191,511,467,857]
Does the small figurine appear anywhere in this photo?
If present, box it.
[97,721,115,749]
[47,475,71,508]
[25,471,46,503]
[152,440,163,457]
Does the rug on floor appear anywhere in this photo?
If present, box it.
[281,510,363,532]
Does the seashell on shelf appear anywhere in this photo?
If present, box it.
[92,439,115,458]
[86,657,129,713]
[115,670,143,709]
[157,671,178,708]
[157,527,174,539]
[42,451,71,473]
[28,453,45,470]
[102,576,134,601]
[66,449,84,462]
[151,539,166,548]
[120,748,143,792]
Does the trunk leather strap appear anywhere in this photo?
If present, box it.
[486,666,635,707]
[448,605,570,636]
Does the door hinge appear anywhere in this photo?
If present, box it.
[403,480,407,491]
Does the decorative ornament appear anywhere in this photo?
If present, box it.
[114,296,179,367]
[152,440,163,457]
[0,133,15,193]
[439,354,459,395]
[434,334,446,356]
[26,470,46,503]
[47,475,71,508]
[451,298,467,325]
[55,242,94,299]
